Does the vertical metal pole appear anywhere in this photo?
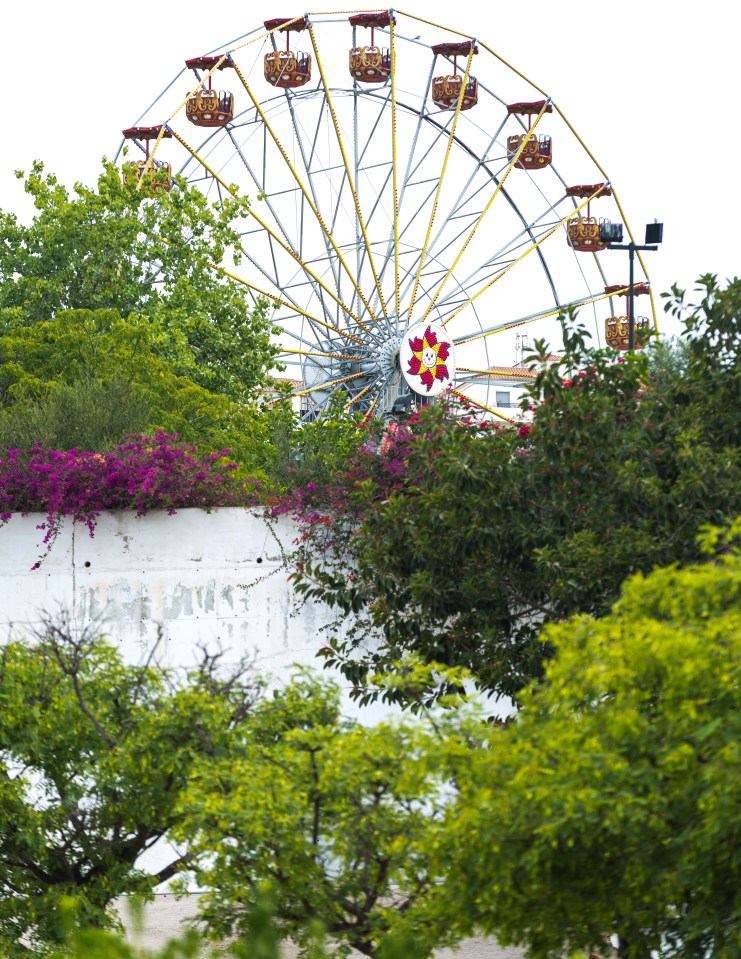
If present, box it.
[628,242,635,352]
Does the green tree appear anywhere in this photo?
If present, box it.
[0,307,292,478]
[0,160,278,401]
[176,666,484,959]
[438,523,741,959]
[0,377,153,453]
[292,278,741,705]
[0,616,261,957]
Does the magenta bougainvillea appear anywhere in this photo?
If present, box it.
[264,416,422,556]
[0,432,256,569]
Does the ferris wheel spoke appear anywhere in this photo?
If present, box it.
[376,61,436,292]
[233,234,302,310]
[245,199,364,331]
[438,187,603,329]
[148,226,328,336]
[348,106,401,331]
[308,22,390,319]
[479,200,572,264]
[428,211,567,312]
[403,132,502,274]
[229,64,360,311]
[391,175,447,304]
[210,236,366,348]
[221,255,364,346]
[419,104,552,324]
[281,347,365,361]
[446,388,517,424]
[223,126,334,300]
[276,324,360,357]
[271,369,370,406]
[286,89,382,327]
[346,87,393,267]
[383,194,446,308]
[405,47,475,323]
[169,122,349,327]
[231,83,376,335]
[389,109,458,284]
[400,108,551,321]
[276,281,357,347]
[450,288,625,347]
[324,102,397,336]
[456,366,536,379]
[397,123,563,313]
[381,95,556,316]
[342,377,379,412]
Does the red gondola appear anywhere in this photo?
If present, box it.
[121,125,173,191]
[264,17,312,88]
[506,100,553,169]
[349,12,394,84]
[604,283,651,350]
[431,41,478,111]
[185,55,235,127]
[565,183,614,252]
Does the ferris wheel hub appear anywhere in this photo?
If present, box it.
[376,334,404,374]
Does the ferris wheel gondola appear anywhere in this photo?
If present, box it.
[117,9,655,421]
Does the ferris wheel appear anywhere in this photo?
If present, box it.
[117,10,653,421]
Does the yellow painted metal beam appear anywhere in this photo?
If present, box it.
[308,21,390,318]
[420,100,551,324]
[440,187,605,328]
[407,46,475,325]
[452,287,631,347]
[447,388,516,423]
[229,59,375,332]
[167,127,367,332]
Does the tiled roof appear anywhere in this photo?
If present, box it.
[272,377,304,389]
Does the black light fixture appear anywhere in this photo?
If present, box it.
[604,221,664,351]
[645,222,664,245]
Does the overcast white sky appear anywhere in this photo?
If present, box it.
[4,1,738,341]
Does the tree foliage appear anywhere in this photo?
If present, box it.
[290,276,741,705]
[438,522,741,959]
[0,618,261,957]
[176,666,484,959]
[0,161,374,481]
[0,377,153,453]
[0,161,278,401]
[0,307,281,472]
[5,542,740,959]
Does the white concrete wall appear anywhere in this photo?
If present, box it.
[0,508,335,680]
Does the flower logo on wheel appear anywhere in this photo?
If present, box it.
[400,322,456,397]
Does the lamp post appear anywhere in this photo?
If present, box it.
[600,221,664,351]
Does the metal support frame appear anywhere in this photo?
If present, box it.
[115,12,651,419]
[607,235,661,351]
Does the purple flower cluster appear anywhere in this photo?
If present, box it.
[0,432,251,568]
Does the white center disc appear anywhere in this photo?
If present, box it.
[400,322,456,397]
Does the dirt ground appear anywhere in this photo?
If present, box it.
[115,893,526,958]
